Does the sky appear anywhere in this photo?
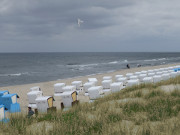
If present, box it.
[0,0,180,52]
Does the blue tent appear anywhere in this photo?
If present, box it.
[0,90,9,105]
[1,94,21,113]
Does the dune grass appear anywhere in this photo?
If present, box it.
[1,76,180,135]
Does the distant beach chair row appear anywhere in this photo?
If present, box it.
[0,90,21,122]
[124,66,180,87]
[27,65,180,113]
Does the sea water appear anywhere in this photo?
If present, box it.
[0,52,180,87]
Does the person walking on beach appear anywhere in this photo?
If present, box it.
[127,64,130,69]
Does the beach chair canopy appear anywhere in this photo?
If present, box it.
[71,81,82,90]
[30,86,41,91]
[0,90,9,97]
[103,76,112,80]
[27,91,43,104]
[0,90,10,105]
[54,83,65,93]
[88,78,98,85]
[62,86,76,92]
[2,94,19,104]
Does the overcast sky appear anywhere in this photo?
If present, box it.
[0,0,180,52]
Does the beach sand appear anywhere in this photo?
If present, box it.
[0,63,180,112]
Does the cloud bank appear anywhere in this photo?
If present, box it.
[0,0,180,52]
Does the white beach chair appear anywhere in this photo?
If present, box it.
[134,72,141,76]
[88,78,98,85]
[115,75,124,81]
[161,73,170,80]
[103,76,112,80]
[154,69,160,72]
[143,77,153,84]
[129,76,138,80]
[159,68,165,72]
[148,73,155,77]
[110,82,123,93]
[71,81,82,90]
[117,77,127,85]
[126,73,133,79]
[30,86,41,91]
[126,79,139,87]
[102,80,112,89]
[164,68,169,71]
[83,82,95,93]
[60,91,78,108]
[36,96,55,113]
[88,86,103,100]
[27,91,43,104]
[153,75,162,83]
[170,72,177,78]
[54,83,65,93]
[27,91,43,110]
[141,71,147,74]
[168,70,174,73]
[168,67,174,70]
[138,74,147,81]
[156,72,163,75]
[177,71,180,76]
[162,71,168,74]
[147,70,154,73]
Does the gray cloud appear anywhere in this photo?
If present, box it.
[0,0,180,52]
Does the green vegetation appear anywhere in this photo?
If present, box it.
[1,76,180,135]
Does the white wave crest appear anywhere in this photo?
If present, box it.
[108,61,118,64]
[0,72,30,77]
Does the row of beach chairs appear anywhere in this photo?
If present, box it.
[27,65,180,113]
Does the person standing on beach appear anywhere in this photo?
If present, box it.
[127,64,130,69]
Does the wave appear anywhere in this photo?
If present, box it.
[66,63,80,66]
[144,59,157,62]
[66,63,99,71]
[144,58,167,62]
[108,61,118,64]
[0,72,30,77]
[67,63,99,67]
[67,60,129,71]
[158,58,166,61]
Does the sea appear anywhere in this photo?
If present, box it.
[0,52,180,87]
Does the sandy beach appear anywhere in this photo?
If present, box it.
[1,63,180,112]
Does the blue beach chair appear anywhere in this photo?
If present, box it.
[174,68,180,72]
[0,90,9,105]
[1,94,21,113]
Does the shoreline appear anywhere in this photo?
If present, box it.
[0,63,177,88]
[1,62,180,112]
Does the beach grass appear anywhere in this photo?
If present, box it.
[0,76,180,135]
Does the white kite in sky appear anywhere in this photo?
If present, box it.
[78,18,84,27]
